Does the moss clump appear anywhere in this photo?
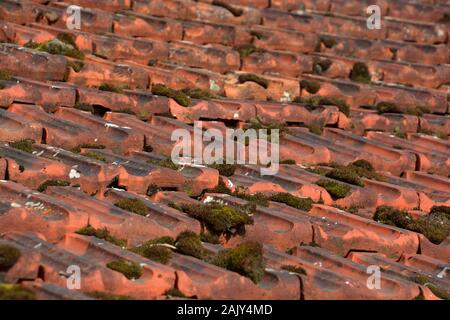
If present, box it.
[238,74,269,89]
[37,180,70,192]
[232,190,269,207]
[319,36,336,49]
[106,259,142,280]
[9,139,34,153]
[0,70,11,81]
[76,225,127,247]
[325,167,364,187]
[147,184,161,196]
[313,58,332,74]
[212,242,265,284]
[30,38,85,60]
[114,198,148,216]
[0,245,21,271]
[71,143,105,154]
[67,60,84,73]
[430,205,450,219]
[164,288,186,298]
[269,193,313,212]
[410,275,449,300]
[415,211,449,245]
[308,121,324,135]
[0,284,36,300]
[376,103,430,117]
[86,291,132,300]
[296,96,350,117]
[300,79,321,94]
[181,88,222,100]
[235,44,265,58]
[175,231,206,259]
[376,102,401,114]
[373,206,416,229]
[98,83,127,94]
[281,265,307,275]
[349,62,371,84]
[171,201,253,236]
[147,158,180,170]
[316,179,351,199]
[131,237,174,264]
[206,178,233,194]
[151,84,191,107]
[374,206,449,244]
[208,163,237,177]
[83,152,106,162]
[74,102,94,113]
[418,127,447,140]
[212,0,243,16]
[247,117,289,142]
[279,159,296,164]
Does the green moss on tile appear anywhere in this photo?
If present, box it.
[376,102,401,114]
[269,193,313,212]
[0,245,21,271]
[9,139,35,153]
[98,83,128,94]
[312,58,332,74]
[37,180,70,192]
[238,74,269,89]
[235,44,265,58]
[349,62,371,84]
[147,158,180,170]
[151,84,191,107]
[281,265,307,275]
[300,79,321,94]
[296,96,350,117]
[212,0,243,16]
[182,88,222,100]
[30,37,85,60]
[0,70,11,81]
[131,237,175,264]
[200,232,221,244]
[74,102,94,113]
[171,201,253,235]
[418,127,448,140]
[212,242,265,283]
[206,178,233,194]
[247,117,289,141]
[208,163,237,177]
[308,120,324,135]
[325,167,364,187]
[67,60,84,73]
[175,231,206,259]
[86,291,133,300]
[279,159,296,164]
[106,259,142,280]
[83,151,107,162]
[410,275,449,300]
[0,284,36,300]
[76,225,127,247]
[319,36,336,49]
[114,198,148,216]
[316,179,351,199]
[165,288,186,298]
